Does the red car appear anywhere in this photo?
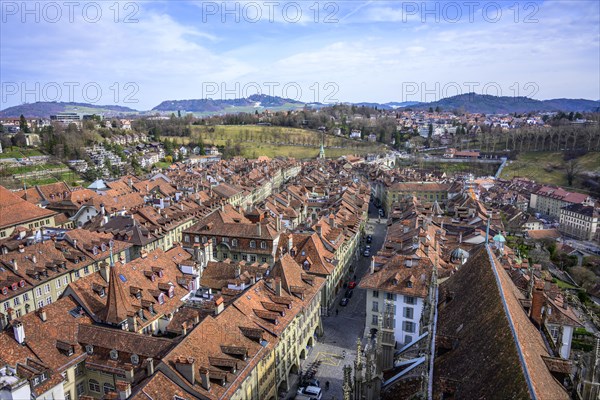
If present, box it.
[348,281,357,289]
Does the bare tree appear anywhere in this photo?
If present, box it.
[565,159,582,186]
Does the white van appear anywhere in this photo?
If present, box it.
[296,386,322,400]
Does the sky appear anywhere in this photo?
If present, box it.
[1,0,599,110]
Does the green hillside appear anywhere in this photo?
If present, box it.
[166,125,387,159]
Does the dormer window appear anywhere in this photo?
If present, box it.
[135,291,142,299]
[92,247,99,255]
[407,281,413,288]
[250,241,256,248]
[260,241,266,249]
[101,243,107,252]
[11,283,17,291]
[19,280,25,287]
[168,286,174,298]
[232,239,238,247]
[131,354,139,365]
[86,344,94,355]
[110,349,118,360]
[2,287,7,295]
[158,293,165,305]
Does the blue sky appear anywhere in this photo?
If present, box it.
[1,0,599,110]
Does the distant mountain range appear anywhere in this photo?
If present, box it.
[0,102,139,118]
[407,93,600,114]
[152,94,304,112]
[1,93,598,118]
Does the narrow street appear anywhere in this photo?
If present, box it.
[288,203,387,399]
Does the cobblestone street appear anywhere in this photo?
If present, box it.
[288,204,387,399]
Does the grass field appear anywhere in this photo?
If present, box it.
[0,148,44,159]
[500,152,600,190]
[165,125,387,159]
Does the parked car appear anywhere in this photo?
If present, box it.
[345,289,353,298]
[297,386,322,399]
[378,209,385,217]
[363,249,370,257]
[366,235,372,243]
[348,281,357,289]
[339,297,349,306]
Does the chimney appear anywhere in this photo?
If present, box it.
[316,225,322,237]
[287,235,293,253]
[458,232,462,244]
[101,203,106,215]
[146,358,154,376]
[118,381,132,400]
[175,357,196,385]
[214,296,224,315]
[257,223,262,236]
[199,367,211,391]
[11,259,17,271]
[370,258,375,274]
[274,277,282,296]
[235,265,241,278]
[276,215,281,231]
[100,262,110,283]
[182,322,187,336]
[530,284,545,327]
[73,239,78,249]
[39,308,47,322]
[12,320,25,345]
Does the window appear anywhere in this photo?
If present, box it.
[403,307,414,319]
[250,255,256,262]
[184,235,190,243]
[74,270,80,278]
[23,293,29,301]
[2,302,9,311]
[84,266,89,275]
[260,241,266,249]
[233,254,238,261]
[261,257,267,263]
[103,383,115,394]
[405,335,413,344]
[232,239,238,247]
[35,288,42,297]
[46,297,52,305]
[194,236,200,243]
[43,284,50,294]
[37,300,44,308]
[372,315,378,325]
[63,276,68,285]
[13,297,20,306]
[222,237,229,243]
[372,301,379,312]
[55,280,61,289]
[372,290,379,298]
[64,391,71,400]
[404,296,416,305]
[222,253,228,259]
[250,240,256,248]
[403,321,415,333]
[89,379,100,392]
[76,382,84,396]
[386,293,396,301]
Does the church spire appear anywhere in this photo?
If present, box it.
[97,242,132,327]
[318,130,325,159]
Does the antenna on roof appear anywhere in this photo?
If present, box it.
[485,212,492,243]
[109,240,114,267]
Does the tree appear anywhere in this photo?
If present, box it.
[19,115,30,133]
[428,123,433,139]
[565,159,581,186]
[12,132,27,147]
